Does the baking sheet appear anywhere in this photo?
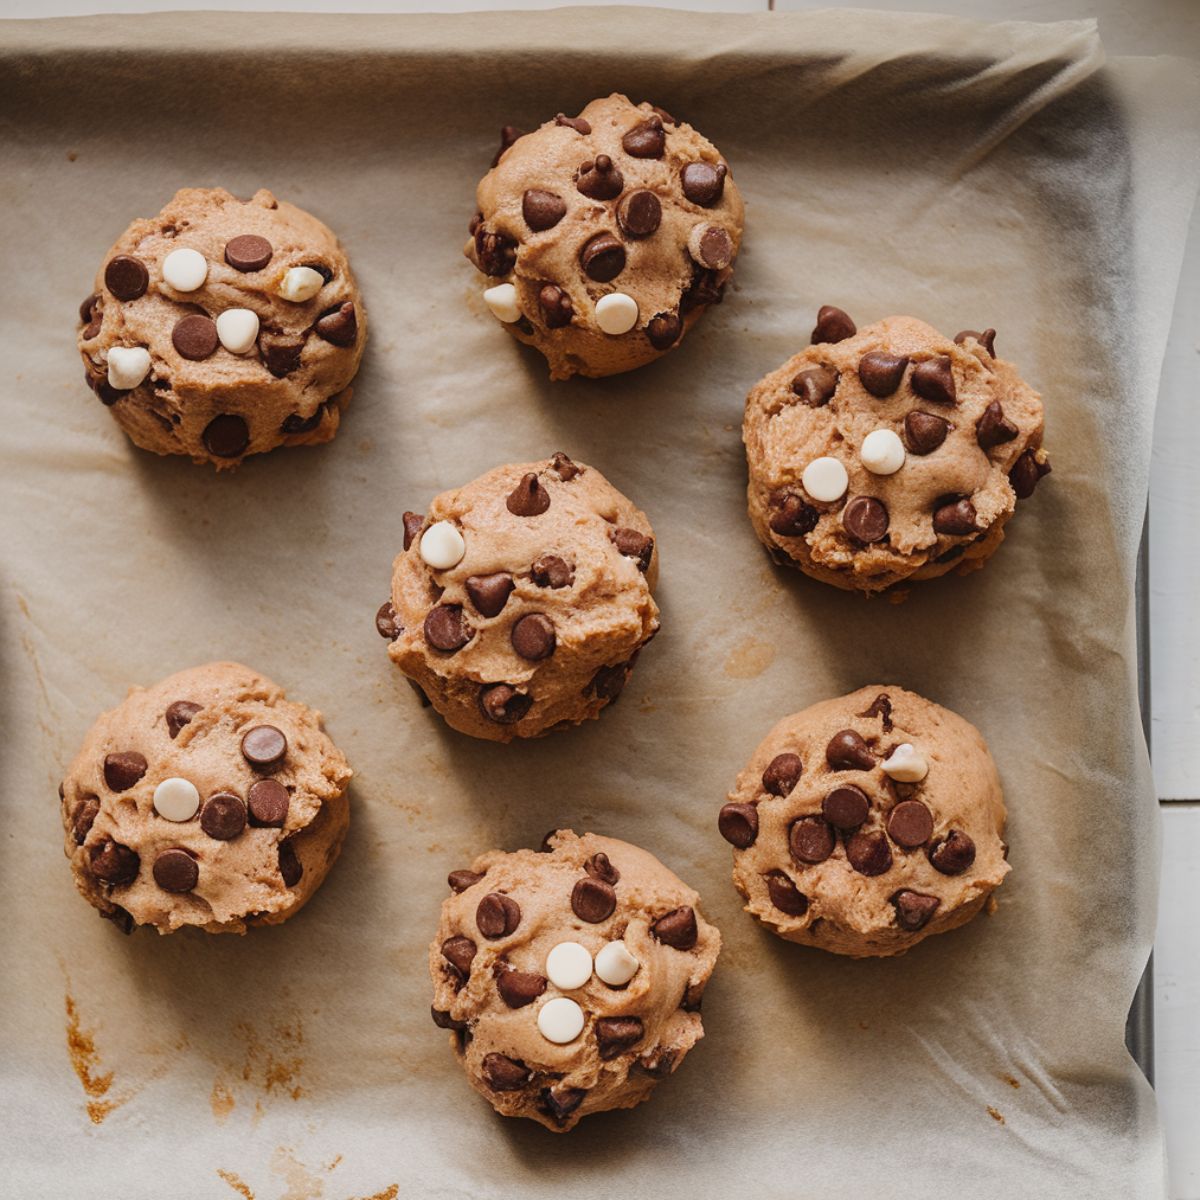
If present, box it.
[2,9,1198,1199]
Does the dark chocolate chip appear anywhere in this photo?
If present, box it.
[103,752,147,792]
[846,830,892,876]
[812,305,856,345]
[202,413,250,458]
[617,189,662,238]
[954,328,996,357]
[260,333,304,378]
[651,105,677,125]
[718,802,759,848]
[887,800,934,848]
[511,613,555,661]
[651,906,697,949]
[172,314,219,360]
[575,155,623,201]
[646,311,682,349]
[585,852,620,885]
[523,189,567,232]
[929,829,976,875]
[976,399,1019,450]
[530,555,573,589]
[789,816,835,865]
[859,693,893,731]
[376,601,402,640]
[104,255,149,301]
[506,472,551,517]
[473,225,517,276]
[537,283,574,329]
[571,876,617,923]
[596,1017,644,1060]
[200,791,247,840]
[911,356,957,405]
[80,292,100,324]
[695,225,733,269]
[791,367,839,407]
[892,889,941,931]
[610,527,653,571]
[247,778,289,827]
[623,115,665,158]
[448,870,484,894]
[281,405,325,435]
[858,351,909,397]
[540,1086,586,1125]
[402,512,424,551]
[478,683,532,725]
[681,983,705,1013]
[71,797,100,845]
[481,1052,530,1091]
[588,662,630,702]
[823,785,870,830]
[424,604,473,652]
[680,161,727,207]
[933,497,979,536]
[904,410,950,455]
[278,840,303,886]
[579,232,626,282]
[314,301,358,347]
[765,870,809,916]
[1010,449,1051,498]
[555,113,591,134]
[166,700,202,738]
[303,262,334,284]
[153,847,198,893]
[768,491,819,538]
[431,1007,467,1032]
[681,266,724,311]
[492,125,524,166]
[442,935,478,980]
[495,964,546,1009]
[826,729,875,770]
[240,724,287,769]
[549,451,581,481]
[842,496,890,544]
[224,234,273,272]
[476,892,521,938]
[466,573,514,617]
[762,752,803,796]
[89,839,140,885]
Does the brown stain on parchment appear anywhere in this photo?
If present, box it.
[272,1146,328,1200]
[212,1013,307,1127]
[217,1169,256,1199]
[987,1106,1006,1125]
[1001,1072,1020,1089]
[64,992,129,1124]
[723,637,775,679]
[353,1188,399,1200]
[211,1079,236,1122]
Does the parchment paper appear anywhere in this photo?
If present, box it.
[1,10,1197,1199]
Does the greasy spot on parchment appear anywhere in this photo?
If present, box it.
[272,1146,328,1200]
[65,993,127,1124]
[1001,1073,1020,1089]
[211,1079,236,1122]
[987,1106,1006,1125]
[217,1169,255,1199]
[723,637,775,679]
[235,1015,307,1106]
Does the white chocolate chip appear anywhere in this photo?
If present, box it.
[215,308,260,356]
[483,283,521,323]
[537,996,585,1044]
[801,456,849,503]
[106,345,151,391]
[152,776,200,822]
[861,428,906,476]
[881,743,929,782]
[278,265,326,303]
[545,941,593,990]
[161,247,208,293]
[419,520,465,570]
[595,292,639,336]
[594,939,640,987]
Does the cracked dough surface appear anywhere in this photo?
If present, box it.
[722,686,1009,957]
[744,314,1049,593]
[429,830,721,1131]
[59,662,352,934]
[466,93,744,379]
[77,187,366,469]
[382,454,660,742]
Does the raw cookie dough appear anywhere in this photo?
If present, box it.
[465,94,745,379]
[77,187,367,469]
[379,453,660,742]
[719,686,1008,957]
[744,310,1050,593]
[429,830,721,1131]
[59,662,352,934]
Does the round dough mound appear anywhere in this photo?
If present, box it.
[720,686,1008,957]
[59,662,352,935]
[380,453,660,742]
[429,830,721,1131]
[466,94,745,379]
[744,312,1050,593]
[77,187,367,469]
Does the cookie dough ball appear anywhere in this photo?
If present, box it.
[719,686,1008,957]
[429,830,720,1131]
[77,187,367,469]
[744,311,1050,593]
[379,453,660,742]
[58,662,352,935]
[466,94,745,379]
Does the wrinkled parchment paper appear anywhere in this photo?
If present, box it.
[2,10,1198,1199]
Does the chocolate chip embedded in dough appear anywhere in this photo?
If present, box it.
[278,840,303,886]
[402,512,424,551]
[911,356,957,405]
[954,328,996,357]
[680,161,727,207]
[904,410,950,455]
[537,284,574,329]
[447,870,483,894]
[928,829,976,875]
[826,729,875,771]
[858,351,909,397]
[571,876,617,923]
[200,791,248,840]
[103,752,147,792]
[171,314,219,361]
[622,115,665,158]
[789,816,835,865]
[842,496,889,545]
[152,847,198,893]
[203,413,250,458]
[1010,449,1052,498]
[466,573,515,617]
[281,405,325,435]
[71,797,100,845]
[314,301,358,347]
[588,662,630,702]
[511,613,556,661]
[762,752,802,796]
[933,497,979,536]
[576,155,624,201]
[80,293,102,339]
[765,870,809,916]
[89,839,140,885]
[540,1086,586,1126]
[260,332,304,378]
[431,1007,467,1032]
[718,801,759,848]
[522,189,567,232]
[104,255,148,301]
[651,905,698,949]
[240,724,287,769]
[689,224,733,270]
[481,1052,531,1091]
[375,601,403,640]
[610,527,653,571]
[165,700,202,738]
[858,693,893,731]
[791,367,839,408]
[424,604,473,653]
[555,113,591,134]
[822,785,870,830]
[549,451,581,481]
[224,234,273,272]
[845,830,892,876]
[811,305,856,345]
[579,232,626,283]
[476,892,521,939]
[530,555,573,589]
[892,889,941,930]
[768,491,819,538]
[617,189,662,239]
[595,1017,644,1060]
[474,225,517,276]
[585,852,620,885]
[442,935,477,980]
[976,399,1019,450]
[646,311,682,350]
[887,800,934,848]
[478,683,532,725]
[495,963,547,1009]
[247,779,289,827]
[506,472,551,516]
[492,125,524,167]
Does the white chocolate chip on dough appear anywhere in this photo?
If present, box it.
[861,428,906,476]
[595,293,639,336]
[278,265,326,303]
[161,247,208,293]
[881,743,929,782]
[419,521,466,570]
[152,776,200,822]
[484,283,522,324]
[215,309,260,356]
[594,939,640,986]
[537,996,585,1044]
[801,456,849,503]
[106,345,151,390]
[545,941,593,990]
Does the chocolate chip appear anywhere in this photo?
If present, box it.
[765,870,808,916]
[1010,449,1051,498]
[826,729,874,770]
[464,573,513,618]
[314,301,358,347]
[481,1052,530,1091]
[791,367,839,407]
[904,410,950,455]
[555,113,591,134]
[506,472,550,516]
[492,125,524,166]
[104,255,148,301]
[224,234,273,272]
[203,414,249,459]
[680,161,727,207]
[718,802,758,848]
[954,328,996,357]
[571,876,617,923]
[933,497,979,536]
[523,189,567,232]
[596,1017,644,1060]
[442,935,478,980]
[240,724,287,769]
[304,262,334,285]
[537,283,574,329]
[681,983,705,1013]
[80,293,103,338]
[617,189,662,239]
[473,224,517,276]
[651,906,697,949]
[768,491,819,538]
[812,305,856,344]
[887,800,933,848]
[846,831,892,876]
[511,613,555,661]
[651,105,677,125]
[789,816,835,864]
[431,1007,467,1033]
[975,399,1019,450]
[200,792,247,840]
[376,601,402,640]
[153,847,198,893]
[247,779,289,827]
[823,785,869,830]
[495,963,547,1008]
[892,889,940,931]
[278,840,303,886]
[695,225,733,269]
[478,683,531,725]
[585,852,620,885]
[623,115,665,158]
[540,1086,586,1125]
[611,527,653,571]
[859,693,893,731]
[929,829,976,875]
[165,700,202,738]
[842,496,889,544]
[681,266,724,311]
[171,314,219,361]
[103,752,147,792]
[260,333,304,378]
[89,839,139,885]
[425,604,473,652]
[448,870,483,894]
[911,356,957,405]
[646,311,682,349]
[588,662,630,702]
[530,555,573,590]
[579,232,626,282]
[858,351,909,397]
[402,512,424,551]
[762,752,802,796]
[281,406,325,435]
[576,155,624,201]
[549,451,581,481]
[476,892,521,938]
[71,797,100,844]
